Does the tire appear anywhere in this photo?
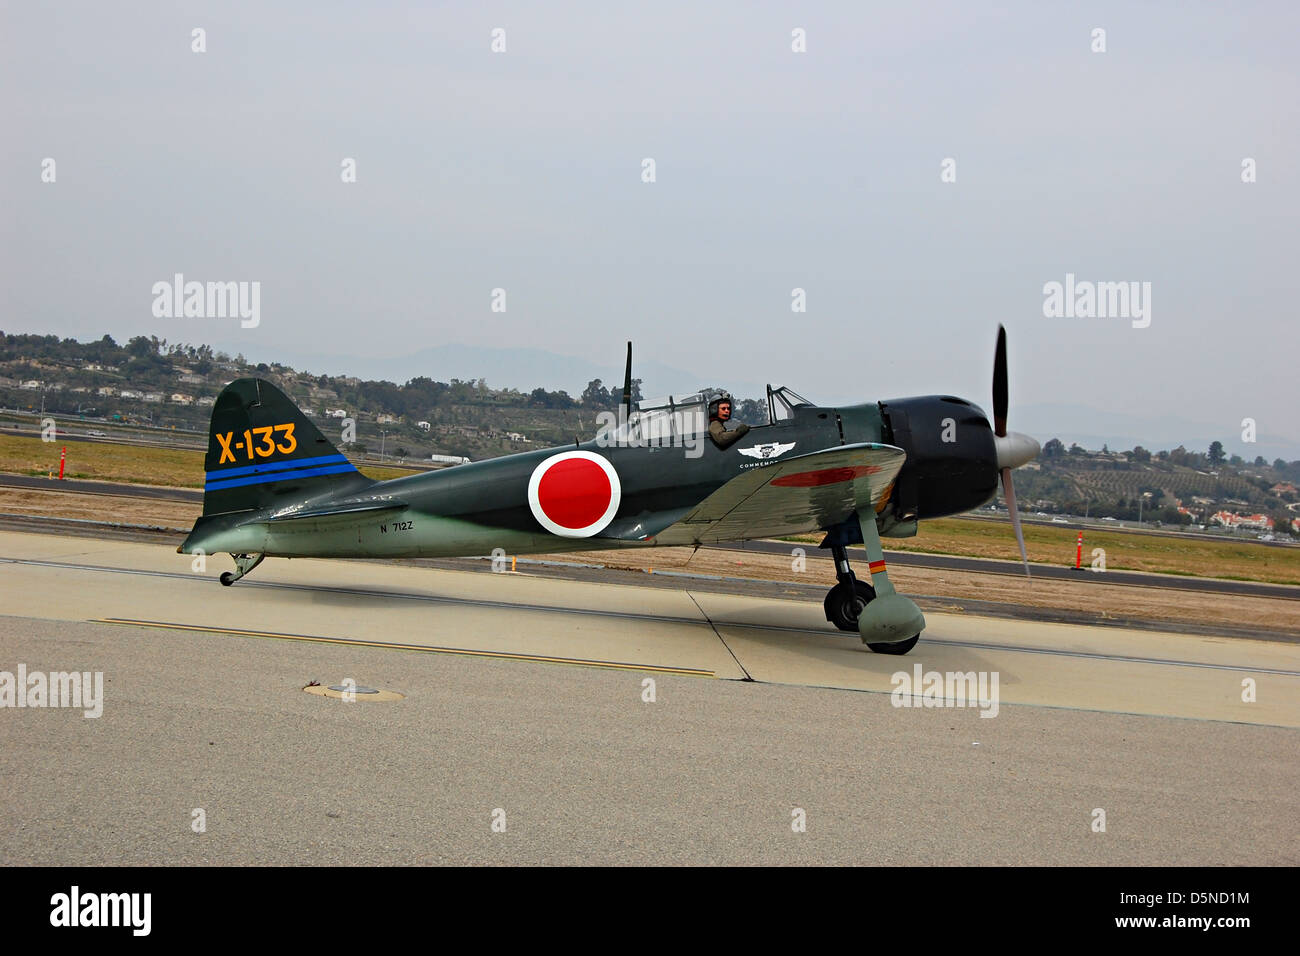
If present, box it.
[824,579,876,632]
[867,634,920,655]
[220,572,235,587]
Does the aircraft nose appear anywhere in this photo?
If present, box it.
[994,431,1040,470]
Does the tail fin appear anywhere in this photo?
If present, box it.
[200,378,369,516]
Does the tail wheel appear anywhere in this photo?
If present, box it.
[867,635,920,655]
[824,579,876,632]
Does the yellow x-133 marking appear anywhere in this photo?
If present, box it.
[215,423,297,464]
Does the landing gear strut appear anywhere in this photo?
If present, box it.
[220,552,265,586]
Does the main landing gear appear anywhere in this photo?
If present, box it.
[824,544,875,632]
[220,552,265,586]
[822,511,925,655]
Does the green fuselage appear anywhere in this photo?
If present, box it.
[182,395,1001,561]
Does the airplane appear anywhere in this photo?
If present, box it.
[179,328,1040,656]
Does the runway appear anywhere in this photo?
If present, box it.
[1,529,1297,865]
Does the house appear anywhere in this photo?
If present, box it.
[178,373,206,385]
[326,409,348,419]
[170,393,194,405]
[97,386,117,396]
[143,393,163,403]
[1271,482,1297,496]
[376,414,398,425]
[417,421,431,432]
[1211,511,1274,531]
[120,390,143,399]
[197,396,215,407]
[20,380,41,390]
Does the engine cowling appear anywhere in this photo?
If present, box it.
[876,396,1000,521]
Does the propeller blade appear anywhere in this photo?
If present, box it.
[992,325,1008,437]
[621,341,633,416]
[1002,466,1030,578]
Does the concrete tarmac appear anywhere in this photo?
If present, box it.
[1,530,1296,865]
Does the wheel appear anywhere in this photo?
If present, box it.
[824,579,876,632]
[220,572,235,587]
[867,634,920,655]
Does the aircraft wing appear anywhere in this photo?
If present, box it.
[650,442,906,545]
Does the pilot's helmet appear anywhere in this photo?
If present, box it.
[708,394,734,421]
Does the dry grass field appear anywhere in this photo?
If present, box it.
[0,433,417,487]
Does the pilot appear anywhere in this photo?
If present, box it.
[707,396,751,449]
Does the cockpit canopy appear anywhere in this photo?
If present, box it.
[766,385,813,423]
[595,385,816,443]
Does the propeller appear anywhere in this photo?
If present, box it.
[991,325,1040,578]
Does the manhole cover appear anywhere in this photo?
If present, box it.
[304,683,404,702]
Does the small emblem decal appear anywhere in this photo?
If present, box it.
[738,441,796,461]
[527,451,622,537]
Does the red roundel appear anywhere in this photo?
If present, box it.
[527,451,621,537]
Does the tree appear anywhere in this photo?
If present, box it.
[736,398,766,425]
[1069,443,1085,456]
[1042,438,1065,459]
[125,336,155,359]
[1208,440,1225,465]
[581,379,612,408]
[1131,445,1151,463]
[1255,456,1267,467]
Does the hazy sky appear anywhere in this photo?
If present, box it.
[3,2,1297,448]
